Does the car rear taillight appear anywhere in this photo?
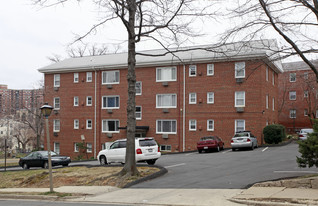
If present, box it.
[247,138,251,142]
[158,147,160,152]
[136,148,142,154]
[299,134,304,137]
[231,140,234,143]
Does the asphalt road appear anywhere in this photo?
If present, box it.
[0,199,129,206]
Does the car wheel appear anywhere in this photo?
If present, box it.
[198,149,202,153]
[62,164,69,167]
[221,144,224,150]
[100,156,107,165]
[250,144,254,150]
[43,161,49,169]
[216,146,220,152]
[23,163,29,170]
[232,148,236,151]
[146,160,156,165]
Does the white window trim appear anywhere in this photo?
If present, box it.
[53,119,60,132]
[272,98,275,111]
[136,81,142,95]
[102,119,120,133]
[86,119,92,129]
[102,70,120,85]
[102,95,120,109]
[266,66,269,81]
[156,119,177,134]
[235,119,245,133]
[54,97,60,110]
[189,93,197,104]
[54,74,60,87]
[136,106,142,120]
[235,62,245,78]
[207,64,214,76]
[86,143,92,153]
[189,65,197,77]
[266,95,269,109]
[207,119,214,131]
[304,91,308,98]
[74,96,79,106]
[86,96,92,106]
[189,119,197,131]
[54,142,60,154]
[235,91,245,107]
[74,143,79,152]
[207,92,214,104]
[156,67,177,82]
[74,119,79,130]
[74,73,79,83]
[289,91,296,100]
[272,72,275,85]
[86,72,93,82]
[290,110,296,119]
[289,73,296,82]
[304,109,308,116]
[156,94,177,108]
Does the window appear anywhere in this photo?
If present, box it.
[207,92,214,104]
[156,94,177,108]
[289,91,296,100]
[235,62,245,78]
[156,67,177,82]
[102,70,120,84]
[54,142,60,154]
[272,98,275,111]
[207,64,214,76]
[235,120,245,132]
[156,120,177,134]
[102,96,120,109]
[189,119,196,131]
[272,72,275,85]
[87,72,92,82]
[54,97,60,110]
[54,74,60,87]
[266,95,269,109]
[304,72,309,80]
[316,110,318,118]
[74,119,79,129]
[235,91,245,107]
[189,93,197,104]
[74,73,79,83]
[87,143,92,153]
[304,109,308,116]
[289,73,296,82]
[102,120,120,133]
[290,109,296,118]
[87,96,92,106]
[207,119,214,131]
[189,65,197,77]
[160,145,171,151]
[74,96,79,106]
[86,119,92,129]
[136,106,142,120]
[304,91,309,98]
[135,81,142,95]
[74,143,79,152]
[53,119,60,132]
[266,66,269,81]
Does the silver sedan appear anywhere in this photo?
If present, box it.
[231,131,258,151]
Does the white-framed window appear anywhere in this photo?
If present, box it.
[74,96,79,106]
[189,65,197,77]
[102,70,120,84]
[54,74,60,87]
[102,96,120,109]
[136,106,142,120]
[235,91,245,107]
[235,119,245,132]
[207,64,214,76]
[189,93,197,104]
[54,97,60,110]
[266,95,269,109]
[53,119,60,132]
[289,91,296,100]
[156,120,177,134]
[54,142,60,154]
[235,62,245,78]
[160,145,172,151]
[156,94,177,108]
[86,143,92,153]
[304,72,309,80]
[74,143,79,152]
[135,81,142,95]
[290,109,296,118]
[87,96,92,106]
[156,67,177,82]
[86,119,92,129]
[189,119,196,131]
[266,66,269,81]
[272,72,275,85]
[304,109,308,116]
[289,73,296,82]
[74,73,79,83]
[86,72,92,82]
[272,98,275,111]
[207,92,214,104]
[102,119,120,133]
[316,110,318,118]
[207,119,214,131]
[304,91,309,98]
[74,119,79,129]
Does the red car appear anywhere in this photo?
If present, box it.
[197,136,224,153]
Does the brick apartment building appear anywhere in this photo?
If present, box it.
[39,40,282,158]
[278,60,318,133]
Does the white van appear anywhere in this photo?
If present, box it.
[97,137,161,165]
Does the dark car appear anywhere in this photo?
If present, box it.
[197,136,224,153]
[19,151,71,169]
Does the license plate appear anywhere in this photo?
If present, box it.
[204,147,208,149]
[148,149,153,152]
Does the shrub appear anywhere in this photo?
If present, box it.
[263,124,286,144]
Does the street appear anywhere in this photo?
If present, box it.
[0,199,130,206]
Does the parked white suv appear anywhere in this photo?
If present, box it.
[97,137,161,165]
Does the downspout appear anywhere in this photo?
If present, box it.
[183,64,186,152]
[94,69,97,159]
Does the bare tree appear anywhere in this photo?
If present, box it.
[12,122,34,153]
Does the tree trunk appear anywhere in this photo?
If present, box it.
[120,0,139,177]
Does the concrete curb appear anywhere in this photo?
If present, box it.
[231,197,318,206]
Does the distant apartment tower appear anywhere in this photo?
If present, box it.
[278,60,318,133]
[0,84,44,118]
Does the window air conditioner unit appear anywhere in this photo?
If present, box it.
[236,78,244,83]
[107,109,113,114]
[162,134,169,139]
[54,110,59,114]
[162,108,169,113]
[162,82,169,87]
[107,84,113,89]
[107,133,113,138]
[53,132,59,137]
[236,107,244,113]
[54,87,59,91]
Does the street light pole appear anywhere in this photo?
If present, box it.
[40,103,53,193]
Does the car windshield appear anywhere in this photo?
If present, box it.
[301,129,313,133]
[37,151,58,157]
[234,132,249,137]
[139,139,157,146]
[200,137,215,141]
